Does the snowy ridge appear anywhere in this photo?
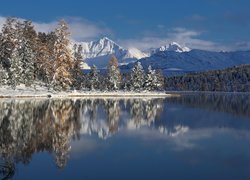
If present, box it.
[123,49,250,76]
[73,37,250,74]
[74,37,148,68]
[151,42,191,54]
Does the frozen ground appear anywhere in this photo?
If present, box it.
[0,85,173,98]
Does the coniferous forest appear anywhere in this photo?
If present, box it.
[165,65,250,92]
[0,17,164,92]
[0,17,249,93]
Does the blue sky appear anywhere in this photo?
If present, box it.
[0,0,250,51]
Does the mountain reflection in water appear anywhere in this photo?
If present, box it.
[0,98,164,170]
[0,93,249,179]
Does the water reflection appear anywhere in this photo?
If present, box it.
[0,93,249,178]
[0,98,164,170]
[166,93,250,117]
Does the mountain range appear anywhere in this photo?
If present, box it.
[75,37,250,75]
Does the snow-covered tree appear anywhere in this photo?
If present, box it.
[71,44,84,90]
[8,47,23,89]
[51,20,74,91]
[22,20,38,83]
[87,65,100,90]
[144,65,157,91]
[129,62,145,91]
[155,69,164,90]
[0,17,16,71]
[106,56,121,90]
[0,63,8,85]
[8,20,36,88]
[144,65,163,91]
[19,40,36,87]
[0,34,9,85]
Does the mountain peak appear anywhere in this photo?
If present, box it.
[153,42,191,54]
[167,42,191,52]
[75,37,147,68]
[99,36,115,43]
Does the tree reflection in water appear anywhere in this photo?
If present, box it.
[0,98,164,170]
[0,93,249,173]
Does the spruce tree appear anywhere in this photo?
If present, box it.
[51,20,74,91]
[155,69,164,91]
[0,17,16,71]
[22,20,38,84]
[71,44,84,90]
[129,62,145,91]
[9,47,23,89]
[0,34,9,85]
[145,65,158,91]
[0,63,8,86]
[87,65,99,90]
[144,66,164,91]
[8,20,36,88]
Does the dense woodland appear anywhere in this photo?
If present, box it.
[0,17,249,93]
[0,17,164,92]
[165,65,250,92]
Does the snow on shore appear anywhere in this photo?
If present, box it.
[0,85,175,98]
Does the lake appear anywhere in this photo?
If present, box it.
[0,93,250,180]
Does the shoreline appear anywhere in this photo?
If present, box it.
[1,87,248,99]
[0,89,177,99]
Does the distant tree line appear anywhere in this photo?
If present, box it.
[0,17,164,92]
[165,65,250,92]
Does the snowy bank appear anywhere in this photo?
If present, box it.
[0,86,176,98]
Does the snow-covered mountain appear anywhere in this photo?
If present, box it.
[75,37,148,68]
[122,48,250,76]
[151,42,191,54]
[74,38,250,74]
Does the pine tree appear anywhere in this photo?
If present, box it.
[106,56,121,91]
[51,20,74,91]
[155,70,164,91]
[71,44,84,90]
[8,19,23,89]
[8,20,36,88]
[0,17,16,71]
[129,62,145,91]
[9,47,23,89]
[22,20,38,84]
[0,63,8,86]
[19,40,36,87]
[87,65,99,90]
[0,34,9,85]
[145,66,158,91]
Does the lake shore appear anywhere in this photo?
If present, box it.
[0,86,177,99]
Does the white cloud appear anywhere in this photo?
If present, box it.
[234,41,250,51]
[63,17,111,41]
[118,27,230,52]
[0,16,110,41]
[0,16,249,51]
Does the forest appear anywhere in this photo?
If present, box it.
[0,17,249,93]
[165,65,250,92]
[0,17,163,92]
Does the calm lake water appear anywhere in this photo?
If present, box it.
[0,93,250,180]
